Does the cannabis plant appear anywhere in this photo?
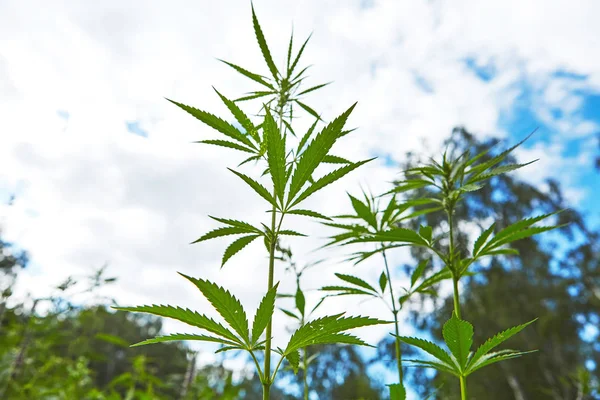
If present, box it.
[349,135,562,399]
[319,189,452,398]
[114,5,388,399]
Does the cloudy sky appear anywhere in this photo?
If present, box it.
[1,0,600,393]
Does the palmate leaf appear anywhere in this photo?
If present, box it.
[442,314,473,370]
[222,234,261,267]
[180,273,250,344]
[112,304,240,344]
[288,103,356,202]
[209,217,262,233]
[465,319,536,374]
[167,98,255,149]
[288,159,374,209]
[335,273,378,294]
[297,118,319,155]
[403,359,459,377]
[130,333,241,348]
[472,223,495,256]
[351,227,429,246]
[251,4,279,81]
[284,314,388,355]
[251,283,279,345]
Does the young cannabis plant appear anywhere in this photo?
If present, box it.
[350,135,563,399]
[275,244,325,400]
[320,190,451,399]
[114,5,387,399]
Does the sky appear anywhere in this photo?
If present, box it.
[1,0,599,396]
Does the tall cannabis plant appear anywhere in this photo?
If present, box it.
[349,135,562,399]
[114,5,388,399]
[320,189,452,398]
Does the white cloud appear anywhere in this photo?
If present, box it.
[1,0,599,393]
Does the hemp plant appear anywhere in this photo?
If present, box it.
[319,190,452,398]
[350,135,563,399]
[114,5,388,400]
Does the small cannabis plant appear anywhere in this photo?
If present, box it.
[320,189,453,398]
[114,5,388,399]
[344,135,563,399]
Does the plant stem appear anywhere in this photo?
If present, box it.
[382,248,403,384]
[460,376,468,400]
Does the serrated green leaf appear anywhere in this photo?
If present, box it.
[321,285,377,297]
[403,359,460,377]
[235,91,276,102]
[251,283,279,345]
[335,273,377,293]
[322,154,352,164]
[286,209,331,220]
[251,4,279,81]
[459,183,484,192]
[213,88,256,138]
[264,109,287,203]
[411,259,429,288]
[166,98,254,148]
[380,195,397,228]
[198,139,255,153]
[298,82,331,96]
[112,305,240,343]
[418,226,433,243]
[395,335,455,367]
[279,308,300,320]
[466,319,537,374]
[348,193,377,228]
[379,271,388,293]
[353,227,429,246]
[209,217,261,232]
[130,333,240,348]
[286,29,294,74]
[179,274,250,344]
[279,230,307,237]
[473,223,495,257]
[191,227,251,244]
[286,349,300,374]
[289,159,373,209]
[218,59,274,90]
[388,383,406,400]
[414,268,452,293]
[289,34,311,75]
[442,314,473,370]
[297,118,319,154]
[467,349,537,375]
[222,234,260,267]
[294,99,321,120]
[295,288,306,317]
[228,168,277,207]
[285,314,387,354]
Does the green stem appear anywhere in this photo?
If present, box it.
[452,277,461,319]
[382,248,403,385]
[263,384,271,400]
[460,376,468,400]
